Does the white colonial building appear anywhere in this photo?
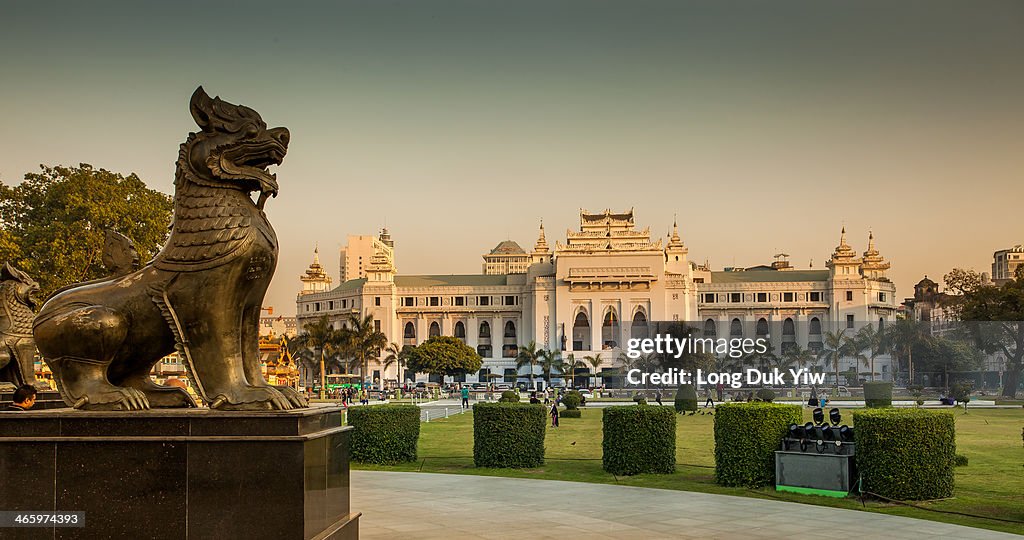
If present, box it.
[296,209,897,387]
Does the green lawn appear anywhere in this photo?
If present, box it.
[352,406,1024,535]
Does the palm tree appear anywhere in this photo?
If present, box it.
[584,353,604,388]
[845,331,871,385]
[886,318,927,385]
[854,324,884,382]
[821,329,848,391]
[562,353,584,388]
[289,315,339,399]
[344,314,388,387]
[516,340,543,390]
[381,342,411,386]
[784,345,816,372]
[538,349,563,388]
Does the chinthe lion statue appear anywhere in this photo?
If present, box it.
[0,263,43,391]
[32,87,307,411]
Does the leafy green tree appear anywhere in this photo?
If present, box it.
[516,340,543,389]
[405,336,483,378]
[944,266,1024,398]
[913,336,983,391]
[0,164,173,296]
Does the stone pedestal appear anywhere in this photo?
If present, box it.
[0,404,359,539]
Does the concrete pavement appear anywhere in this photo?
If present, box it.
[351,470,1019,540]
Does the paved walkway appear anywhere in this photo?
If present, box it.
[352,471,1018,539]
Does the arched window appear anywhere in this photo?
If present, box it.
[429,321,440,338]
[631,309,648,340]
[781,318,796,352]
[809,317,822,335]
[502,321,517,358]
[477,322,492,358]
[573,311,591,352]
[602,308,619,349]
[704,319,717,338]
[730,318,743,338]
[403,321,416,347]
[454,321,466,341]
[756,318,769,337]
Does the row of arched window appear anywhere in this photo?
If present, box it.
[703,317,823,338]
[403,320,517,341]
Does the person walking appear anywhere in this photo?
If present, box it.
[655,390,663,406]
[461,385,470,409]
[704,387,715,408]
[549,401,559,428]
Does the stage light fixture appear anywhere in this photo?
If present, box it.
[839,425,854,442]
[829,408,841,425]
[812,407,824,425]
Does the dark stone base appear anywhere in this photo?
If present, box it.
[0,404,359,539]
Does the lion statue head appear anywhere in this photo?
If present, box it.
[177,86,290,209]
[0,263,40,313]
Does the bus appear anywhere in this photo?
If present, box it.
[324,374,362,392]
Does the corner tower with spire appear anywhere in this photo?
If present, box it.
[300,246,332,295]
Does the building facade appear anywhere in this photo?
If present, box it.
[296,209,898,387]
[992,245,1023,286]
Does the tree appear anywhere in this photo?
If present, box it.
[562,353,584,387]
[405,336,482,378]
[821,330,848,390]
[381,342,412,385]
[885,318,929,385]
[584,353,604,388]
[0,164,173,297]
[845,330,871,383]
[516,340,543,389]
[784,345,817,374]
[945,266,1024,398]
[289,316,340,399]
[538,349,563,387]
[341,314,388,386]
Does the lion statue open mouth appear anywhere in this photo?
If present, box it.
[32,87,307,411]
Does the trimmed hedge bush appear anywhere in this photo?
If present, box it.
[954,454,969,467]
[854,408,955,500]
[714,402,802,487]
[348,404,420,464]
[562,390,582,410]
[473,402,546,468]
[633,393,648,405]
[863,382,893,408]
[755,389,776,402]
[602,405,676,475]
[674,384,697,412]
[499,390,520,403]
[560,409,582,418]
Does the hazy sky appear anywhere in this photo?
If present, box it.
[1,1,1021,316]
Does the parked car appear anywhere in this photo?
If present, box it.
[577,390,594,399]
